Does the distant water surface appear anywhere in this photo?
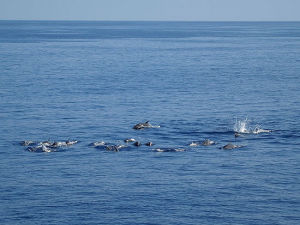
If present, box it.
[0,21,300,225]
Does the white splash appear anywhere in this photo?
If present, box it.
[234,118,272,134]
[234,118,250,133]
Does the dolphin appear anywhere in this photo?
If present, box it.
[133,121,160,130]
[41,145,52,152]
[27,144,52,153]
[134,141,141,147]
[234,132,241,137]
[124,138,136,143]
[40,141,54,147]
[201,139,215,146]
[66,140,78,145]
[189,142,200,147]
[51,141,68,148]
[20,140,35,146]
[133,121,152,130]
[252,128,272,134]
[221,143,244,150]
[105,145,127,152]
[145,142,154,146]
[154,148,185,152]
[91,141,106,147]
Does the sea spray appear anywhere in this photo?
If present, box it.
[234,118,272,134]
[234,118,250,133]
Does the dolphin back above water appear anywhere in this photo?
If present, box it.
[133,121,151,130]
[154,148,185,152]
[20,140,35,146]
[202,139,215,146]
[133,121,160,130]
[221,143,244,150]
[252,128,272,134]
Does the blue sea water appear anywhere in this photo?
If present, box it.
[0,21,300,225]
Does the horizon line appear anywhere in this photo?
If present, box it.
[1,19,300,23]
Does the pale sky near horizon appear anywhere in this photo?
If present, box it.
[0,0,299,21]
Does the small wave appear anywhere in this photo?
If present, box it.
[281,133,300,138]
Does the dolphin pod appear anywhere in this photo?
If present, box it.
[23,140,78,152]
[89,140,153,151]
[20,121,273,153]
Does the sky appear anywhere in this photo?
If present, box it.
[0,0,300,21]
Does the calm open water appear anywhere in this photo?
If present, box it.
[0,21,300,225]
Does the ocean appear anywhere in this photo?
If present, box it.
[0,21,300,225]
